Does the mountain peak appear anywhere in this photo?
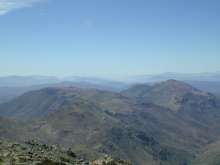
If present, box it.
[121,80,196,99]
[153,79,196,94]
[164,79,185,84]
[157,79,193,87]
[122,79,218,112]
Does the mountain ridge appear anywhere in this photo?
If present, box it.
[0,80,220,164]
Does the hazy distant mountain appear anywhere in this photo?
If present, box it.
[0,76,60,87]
[0,75,128,89]
[126,72,220,83]
[0,74,220,104]
[0,78,129,104]
[122,72,220,96]
[64,76,129,91]
[1,80,220,164]
[0,85,46,104]
[186,81,220,95]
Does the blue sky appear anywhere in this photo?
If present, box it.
[0,0,220,77]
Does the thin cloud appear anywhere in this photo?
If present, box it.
[0,0,43,16]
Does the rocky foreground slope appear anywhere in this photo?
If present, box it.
[0,140,131,165]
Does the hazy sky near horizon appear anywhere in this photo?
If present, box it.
[0,0,220,77]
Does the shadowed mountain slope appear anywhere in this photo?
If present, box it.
[0,87,133,120]
[192,140,220,165]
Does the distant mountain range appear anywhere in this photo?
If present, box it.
[125,72,220,83]
[1,72,220,87]
[124,72,220,95]
[0,73,220,104]
[0,80,220,164]
[0,76,60,87]
[0,75,127,89]
[0,76,128,104]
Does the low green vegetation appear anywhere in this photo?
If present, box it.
[0,140,131,165]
